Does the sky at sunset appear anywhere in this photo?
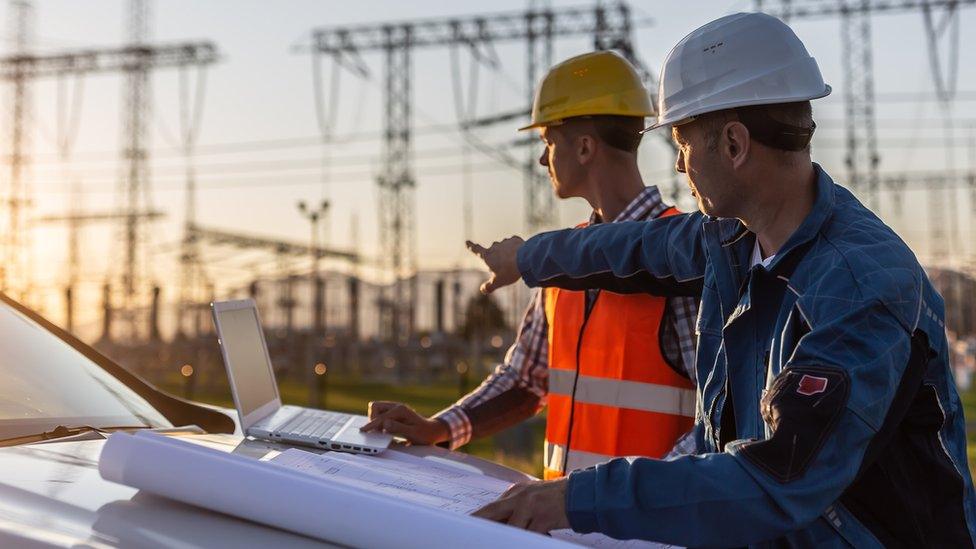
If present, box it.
[3,0,976,332]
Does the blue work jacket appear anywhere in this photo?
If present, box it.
[517,165,976,547]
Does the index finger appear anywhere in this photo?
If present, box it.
[471,497,515,523]
[361,402,397,431]
[367,401,398,420]
[466,240,488,257]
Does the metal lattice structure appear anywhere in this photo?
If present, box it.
[840,2,881,208]
[523,3,555,230]
[119,0,154,340]
[1,27,217,339]
[378,25,416,343]
[187,223,358,262]
[310,1,655,341]
[0,42,218,79]
[756,0,976,266]
[2,0,34,300]
[755,0,974,259]
[755,0,973,18]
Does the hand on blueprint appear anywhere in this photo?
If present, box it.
[361,401,449,445]
[466,237,524,294]
[472,478,570,534]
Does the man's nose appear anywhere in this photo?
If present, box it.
[539,148,549,167]
[675,150,686,174]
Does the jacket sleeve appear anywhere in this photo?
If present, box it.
[565,298,920,547]
[517,213,707,297]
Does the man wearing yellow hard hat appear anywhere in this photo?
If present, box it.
[363,50,699,480]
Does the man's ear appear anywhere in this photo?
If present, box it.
[723,121,751,169]
[577,134,596,165]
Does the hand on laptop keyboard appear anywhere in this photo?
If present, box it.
[360,401,449,446]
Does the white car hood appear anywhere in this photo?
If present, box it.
[0,433,334,548]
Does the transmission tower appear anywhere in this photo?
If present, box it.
[840,3,881,209]
[1,20,217,341]
[755,0,974,261]
[524,1,555,230]
[309,1,655,343]
[3,0,34,300]
[116,0,154,340]
[755,0,974,207]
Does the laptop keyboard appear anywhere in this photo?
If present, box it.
[276,409,348,440]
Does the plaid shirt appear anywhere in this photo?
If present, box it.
[434,186,700,451]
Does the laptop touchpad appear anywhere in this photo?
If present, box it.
[333,418,393,448]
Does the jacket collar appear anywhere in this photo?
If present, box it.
[701,163,835,317]
[762,163,834,273]
[708,163,834,257]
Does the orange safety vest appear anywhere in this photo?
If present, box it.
[542,207,696,480]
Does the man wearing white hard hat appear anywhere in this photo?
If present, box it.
[470,12,976,547]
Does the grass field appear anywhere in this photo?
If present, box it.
[161,373,976,479]
[962,387,976,478]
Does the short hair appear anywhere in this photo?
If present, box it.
[697,101,814,154]
[560,115,644,153]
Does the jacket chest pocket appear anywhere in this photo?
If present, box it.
[694,285,728,450]
[695,284,724,337]
[694,284,726,391]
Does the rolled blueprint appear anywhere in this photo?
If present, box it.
[99,431,572,549]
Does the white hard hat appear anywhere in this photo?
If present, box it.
[644,12,831,132]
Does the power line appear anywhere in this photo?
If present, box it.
[29,160,529,195]
[16,122,465,164]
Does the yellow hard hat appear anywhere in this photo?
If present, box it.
[519,50,654,131]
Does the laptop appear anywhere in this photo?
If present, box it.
[211,299,392,455]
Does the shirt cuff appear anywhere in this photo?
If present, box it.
[566,467,600,534]
[431,406,472,450]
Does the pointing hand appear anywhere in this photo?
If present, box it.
[465,236,525,294]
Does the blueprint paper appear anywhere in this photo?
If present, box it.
[98,431,571,548]
[271,448,509,514]
[270,449,681,548]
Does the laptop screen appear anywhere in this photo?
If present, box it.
[215,306,277,417]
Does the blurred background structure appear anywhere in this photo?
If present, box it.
[1,0,976,474]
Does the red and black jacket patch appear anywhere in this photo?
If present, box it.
[739,366,850,483]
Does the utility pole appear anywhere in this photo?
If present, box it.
[297,200,331,336]
[309,1,655,346]
[298,200,329,407]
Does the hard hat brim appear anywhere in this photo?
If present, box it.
[641,84,832,134]
[518,119,567,132]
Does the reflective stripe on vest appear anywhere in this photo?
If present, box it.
[542,206,696,480]
[548,369,696,417]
